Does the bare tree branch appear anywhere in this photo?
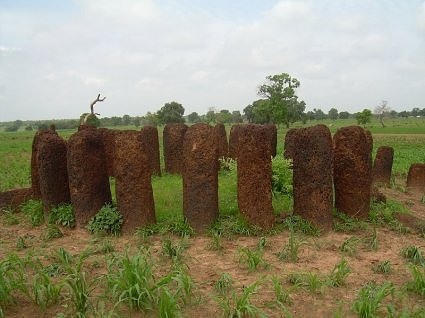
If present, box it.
[90,93,106,114]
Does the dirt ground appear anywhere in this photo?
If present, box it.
[1,186,424,317]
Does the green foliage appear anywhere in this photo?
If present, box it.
[210,215,262,238]
[327,258,351,287]
[214,273,233,296]
[21,199,44,226]
[356,109,372,127]
[161,237,188,263]
[333,210,367,233]
[41,225,63,241]
[277,231,305,262]
[406,265,425,296]
[367,228,378,251]
[157,101,185,124]
[340,236,360,256]
[2,209,19,225]
[401,246,425,266]
[0,254,29,309]
[271,276,292,305]
[218,157,236,175]
[372,260,392,275]
[238,247,269,271]
[49,203,75,228]
[369,201,409,233]
[207,232,224,252]
[31,272,62,311]
[287,272,326,294]
[352,281,395,318]
[281,215,320,236]
[86,204,123,236]
[16,236,27,250]
[80,113,100,127]
[137,215,194,239]
[271,155,293,196]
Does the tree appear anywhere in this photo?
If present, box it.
[339,111,350,119]
[144,112,160,126]
[187,112,201,123]
[133,116,142,127]
[204,110,216,124]
[251,99,271,124]
[374,100,391,128]
[122,114,131,125]
[110,116,122,126]
[356,109,372,127]
[257,73,306,127]
[157,101,185,124]
[313,108,326,120]
[216,109,232,124]
[328,108,339,120]
[243,104,254,123]
[398,110,409,118]
[231,110,243,123]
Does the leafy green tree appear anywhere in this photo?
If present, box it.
[252,99,271,124]
[328,108,339,120]
[187,112,201,123]
[398,111,409,118]
[356,109,372,127]
[144,112,160,126]
[110,116,122,126]
[339,111,350,119]
[216,109,232,124]
[231,110,243,123]
[133,116,141,127]
[204,110,216,124]
[122,114,131,125]
[157,101,185,124]
[243,104,254,123]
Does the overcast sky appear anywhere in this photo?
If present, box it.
[1,0,424,121]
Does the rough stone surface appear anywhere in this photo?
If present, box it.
[406,163,425,195]
[141,126,161,176]
[114,131,156,233]
[372,146,394,186]
[31,129,58,198]
[67,129,112,227]
[37,133,70,212]
[99,128,118,177]
[183,123,219,231]
[229,124,240,160]
[163,123,188,174]
[214,123,229,159]
[265,124,277,157]
[371,186,386,204]
[237,124,274,228]
[334,126,373,218]
[284,128,298,160]
[292,125,333,227]
[0,188,33,210]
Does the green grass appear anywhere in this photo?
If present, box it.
[327,258,351,287]
[401,246,425,266]
[352,281,395,318]
[238,246,269,271]
[21,199,44,226]
[372,260,392,275]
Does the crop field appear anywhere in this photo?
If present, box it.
[0,119,424,317]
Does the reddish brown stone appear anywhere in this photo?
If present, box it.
[31,129,58,198]
[183,123,219,231]
[114,131,156,233]
[228,124,240,160]
[0,188,33,211]
[214,123,229,159]
[371,186,386,203]
[163,123,188,174]
[98,128,118,177]
[237,124,274,228]
[67,129,112,227]
[292,125,333,228]
[141,126,161,176]
[37,133,70,212]
[265,124,277,157]
[406,163,425,195]
[372,146,394,186]
[334,126,373,218]
[284,128,298,160]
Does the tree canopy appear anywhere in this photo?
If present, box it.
[356,109,372,127]
[157,101,185,124]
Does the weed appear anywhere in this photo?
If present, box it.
[2,209,19,225]
[367,228,378,251]
[157,287,181,318]
[31,272,62,310]
[328,258,351,287]
[352,281,394,318]
[406,264,425,296]
[340,236,360,256]
[54,247,73,268]
[372,260,392,275]
[171,267,194,304]
[287,272,325,294]
[41,224,63,241]
[281,215,320,236]
[16,236,27,250]
[161,237,187,263]
[277,231,305,262]
[333,210,367,233]
[271,155,293,196]
[257,237,267,250]
[369,201,410,233]
[49,203,75,228]
[43,263,63,277]
[21,199,44,226]
[86,204,123,236]
[219,157,237,174]
[401,246,425,266]
[238,247,269,271]
[210,215,261,238]
[137,215,194,239]
[97,239,115,254]
[214,273,233,296]
[0,254,29,308]
[207,232,224,252]
[271,276,292,305]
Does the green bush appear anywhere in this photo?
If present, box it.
[21,200,44,226]
[49,204,75,228]
[86,204,123,236]
[271,155,293,196]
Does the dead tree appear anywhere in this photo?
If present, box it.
[90,93,106,115]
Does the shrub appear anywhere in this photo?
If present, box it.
[49,204,75,228]
[327,258,351,287]
[41,225,63,241]
[86,204,123,236]
[271,155,293,196]
[21,199,44,226]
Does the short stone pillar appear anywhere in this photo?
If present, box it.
[284,128,298,160]
[372,146,394,186]
[265,124,277,157]
[292,125,333,227]
[141,126,161,176]
[406,163,425,195]
[99,128,118,177]
[229,124,240,160]
[0,188,33,211]
[31,129,58,198]
[237,124,274,228]
[67,129,112,226]
[214,123,229,159]
[114,131,156,233]
[37,133,70,212]
[163,123,188,174]
[334,126,373,218]
[183,123,219,231]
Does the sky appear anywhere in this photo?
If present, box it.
[0,0,424,121]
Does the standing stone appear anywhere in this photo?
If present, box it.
[183,123,218,231]
[406,163,425,195]
[31,129,58,198]
[265,124,277,157]
[284,128,298,160]
[37,133,70,213]
[229,124,240,160]
[141,126,161,176]
[292,125,333,227]
[237,124,274,228]
[214,123,229,159]
[334,126,373,218]
[0,188,33,211]
[163,123,188,174]
[372,146,394,186]
[67,129,112,227]
[114,131,156,233]
[99,128,118,177]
